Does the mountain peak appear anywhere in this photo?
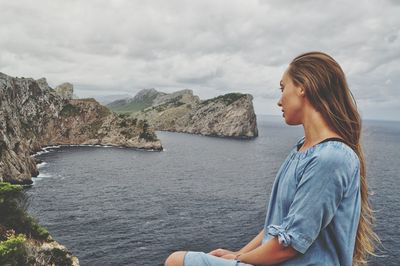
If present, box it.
[133,88,160,101]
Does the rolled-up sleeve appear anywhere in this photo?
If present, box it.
[267,152,352,254]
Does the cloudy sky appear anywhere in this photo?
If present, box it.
[1,0,399,120]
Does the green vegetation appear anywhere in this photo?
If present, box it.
[118,117,137,128]
[97,106,111,118]
[89,120,103,137]
[0,182,49,241]
[42,247,73,266]
[120,129,134,139]
[0,234,27,266]
[75,98,96,102]
[108,93,158,114]
[200,93,245,106]
[0,182,53,264]
[117,113,131,119]
[0,182,23,205]
[144,95,185,113]
[60,104,81,117]
[109,94,187,114]
[111,101,152,114]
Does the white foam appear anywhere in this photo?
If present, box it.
[31,179,38,185]
[37,162,47,168]
[43,145,61,150]
[32,145,61,157]
[37,173,52,178]
[35,150,49,156]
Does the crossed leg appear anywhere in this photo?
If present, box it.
[164,251,188,266]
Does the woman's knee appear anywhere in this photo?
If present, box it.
[164,251,187,266]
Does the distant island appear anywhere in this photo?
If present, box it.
[107,88,258,138]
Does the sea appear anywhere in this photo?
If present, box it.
[26,115,400,266]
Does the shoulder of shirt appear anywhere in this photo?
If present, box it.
[295,136,359,164]
[313,141,360,169]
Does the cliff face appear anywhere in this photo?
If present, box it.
[0,73,162,185]
[108,89,258,138]
[47,98,160,149]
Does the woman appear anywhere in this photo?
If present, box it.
[164,52,379,266]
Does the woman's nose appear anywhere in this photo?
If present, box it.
[277,98,282,107]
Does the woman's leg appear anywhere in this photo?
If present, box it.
[164,251,188,266]
[165,251,253,266]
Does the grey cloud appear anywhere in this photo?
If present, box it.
[176,67,224,85]
[0,0,399,119]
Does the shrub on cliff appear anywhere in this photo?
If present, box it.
[0,233,28,265]
[200,93,245,106]
[137,120,157,141]
[60,104,81,117]
[0,182,49,241]
[0,182,78,264]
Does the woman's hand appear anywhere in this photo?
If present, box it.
[221,253,237,260]
[208,248,238,257]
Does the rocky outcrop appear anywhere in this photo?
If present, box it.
[48,98,160,149]
[54,82,74,100]
[108,89,258,138]
[0,72,162,185]
[23,238,79,266]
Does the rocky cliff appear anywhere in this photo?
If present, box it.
[0,72,162,185]
[107,89,258,138]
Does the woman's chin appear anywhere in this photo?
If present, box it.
[283,117,302,126]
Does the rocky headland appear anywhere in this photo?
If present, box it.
[107,88,258,138]
[0,73,166,265]
[0,72,162,185]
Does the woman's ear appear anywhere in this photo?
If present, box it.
[299,87,305,97]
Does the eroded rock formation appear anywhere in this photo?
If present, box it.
[0,73,162,185]
[54,82,74,100]
[108,89,258,138]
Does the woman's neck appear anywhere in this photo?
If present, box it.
[300,108,341,150]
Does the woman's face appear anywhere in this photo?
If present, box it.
[277,69,305,125]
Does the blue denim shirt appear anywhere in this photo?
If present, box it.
[262,137,361,266]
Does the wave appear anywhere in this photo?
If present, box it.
[34,150,50,156]
[37,162,47,168]
[37,172,52,178]
[43,145,61,150]
[31,173,51,185]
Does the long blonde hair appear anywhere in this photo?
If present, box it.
[287,51,380,265]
